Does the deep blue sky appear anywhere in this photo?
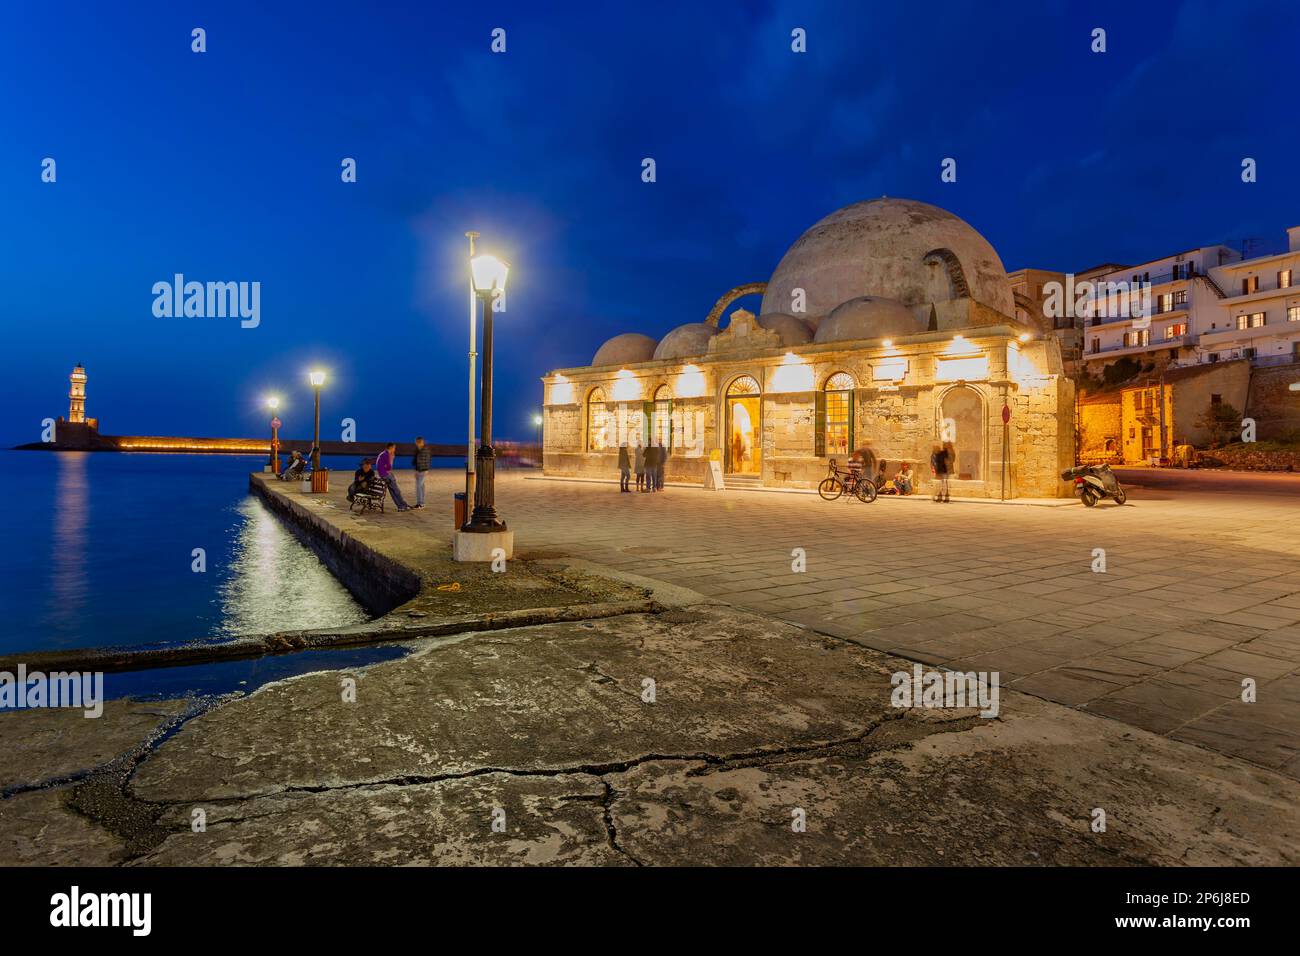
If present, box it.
[2,0,1297,447]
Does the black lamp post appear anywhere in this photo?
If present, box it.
[463,254,509,532]
[309,370,325,470]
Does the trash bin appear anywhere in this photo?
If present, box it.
[453,492,467,528]
[311,469,330,493]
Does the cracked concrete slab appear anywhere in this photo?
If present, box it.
[135,774,626,866]
[0,698,193,794]
[4,605,1297,865]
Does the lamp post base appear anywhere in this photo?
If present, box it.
[452,529,514,563]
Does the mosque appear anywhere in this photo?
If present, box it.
[539,198,1076,498]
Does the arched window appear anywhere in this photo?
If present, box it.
[651,384,673,449]
[821,372,855,457]
[587,387,610,452]
[727,374,760,396]
[940,386,983,480]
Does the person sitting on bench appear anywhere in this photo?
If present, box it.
[280,450,307,480]
[347,459,380,502]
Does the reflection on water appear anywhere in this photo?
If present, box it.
[215,497,368,637]
[49,452,90,629]
[0,451,369,655]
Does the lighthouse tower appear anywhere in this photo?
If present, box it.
[68,363,87,423]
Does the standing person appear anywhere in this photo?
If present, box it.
[643,442,658,492]
[930,443,951,503]
[411,436,432,510]
[634,439,646,492]
[618,443,631,492]
[654,439,666,490]
[375,441,412,512]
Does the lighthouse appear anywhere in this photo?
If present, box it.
[68,363,87,423]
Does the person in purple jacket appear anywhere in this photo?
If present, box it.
[375,442,412,512]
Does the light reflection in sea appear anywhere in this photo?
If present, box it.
[215,497,368,637]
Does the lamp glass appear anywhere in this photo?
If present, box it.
[309,370,326,387]
[266,396,280,409]
[470,254,510,295]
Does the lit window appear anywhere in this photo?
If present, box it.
[823,372,855,456]
[1236,312,1266,330]
[1164,323,1186,340]
[1288,305,1300,322]
[1279,269,1292,289]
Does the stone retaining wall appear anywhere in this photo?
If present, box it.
[249,475,420,615]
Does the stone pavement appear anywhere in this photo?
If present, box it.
[4,606,1296,866]
[393,468,1300,778]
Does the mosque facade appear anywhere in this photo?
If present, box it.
[540,198,1076,498]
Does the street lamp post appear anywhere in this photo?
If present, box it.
[532,413,543,466]
[465,231,479,508]
[266,396,281,474]
[309,370,326,471]
[463,253,509,532]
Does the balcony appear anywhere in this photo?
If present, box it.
[1085,334,1194,359]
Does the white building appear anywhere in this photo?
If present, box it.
[1078,226,1300,373]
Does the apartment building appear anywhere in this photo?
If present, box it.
[1075,226,1300,374]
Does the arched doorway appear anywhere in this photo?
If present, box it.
[725,375,761,475]
[939,385,984,481]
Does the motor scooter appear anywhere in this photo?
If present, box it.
[1060,464,1127,507]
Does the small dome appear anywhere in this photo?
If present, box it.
[592,332,657,367]
[814,296,925,344]
[756,312,814,347]
[654,322,716,360]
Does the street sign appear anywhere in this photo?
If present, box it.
[271,417,282,429]
[1001,405,1011,424]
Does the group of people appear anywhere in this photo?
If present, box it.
[617,439,666,493]
[341,437,435,513]
[847,447,914,496]
[847,444,955,499]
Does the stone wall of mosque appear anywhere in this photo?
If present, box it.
[541,330,1076,497]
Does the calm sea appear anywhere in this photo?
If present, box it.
[0,450,460,699]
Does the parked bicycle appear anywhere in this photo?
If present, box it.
[818,459,877,502]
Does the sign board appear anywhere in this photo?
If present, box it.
[271,417,282,429]
[704,460,725,490]
[1001,405,1011,424]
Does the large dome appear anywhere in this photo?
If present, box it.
[814,296,925,344]
[760,198,1014,322]
[592,332,656,367]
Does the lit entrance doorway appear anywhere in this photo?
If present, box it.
[725,375,761,475]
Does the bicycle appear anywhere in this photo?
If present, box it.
[818,459,877,503]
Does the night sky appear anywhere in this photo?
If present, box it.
[3,0,1297,448]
